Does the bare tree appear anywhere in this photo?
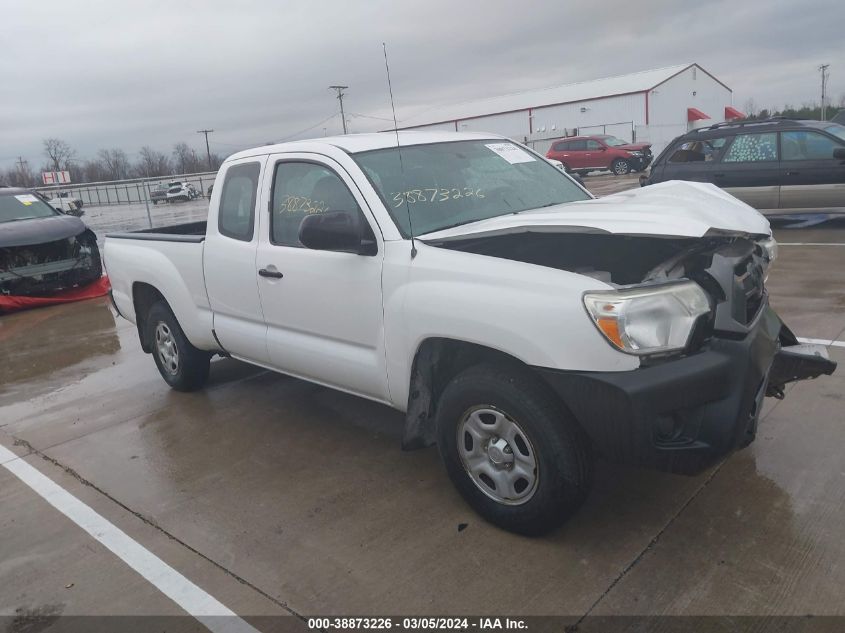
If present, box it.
[97,148,131,180]
[742,98,757,118]
[172,142,202,174]
[42,138,76,171]
[136,146,172,177]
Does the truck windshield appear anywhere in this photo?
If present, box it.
[352,139,590,236]
[0,193,58,223]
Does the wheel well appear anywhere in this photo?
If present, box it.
[401,338,533,450]
[132,282,167,353]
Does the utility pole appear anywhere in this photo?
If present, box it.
[819,64,830,121]
[196,129,214,169]
[329,85,349,134]
[15,157,29,186]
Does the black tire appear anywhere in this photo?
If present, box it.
[146,301,211,392]
[152,200,158,205]
[436,363,593,536]
[611,159,630,176]
[576,170,590,177]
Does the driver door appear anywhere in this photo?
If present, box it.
[255,154,389,402]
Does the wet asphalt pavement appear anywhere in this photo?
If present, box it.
[1,176,844,629]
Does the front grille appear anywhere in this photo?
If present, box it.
[734,257,765,324]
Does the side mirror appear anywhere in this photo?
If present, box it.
[833,147,845,160]
[299,211,376,255]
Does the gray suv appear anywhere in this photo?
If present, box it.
[642,118,845,215]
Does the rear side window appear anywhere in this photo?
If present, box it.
[567,140,587,150]
[668,138,727,163]
[218,162,260,241]
[723,133,778,162]
[270,161,362,247]
[552,141,570,151]
[585,140,603,150]
[781,130,840,161]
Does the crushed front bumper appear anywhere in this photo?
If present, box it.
[534,307,836,475]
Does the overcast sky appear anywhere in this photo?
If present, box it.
[2,0,843,168]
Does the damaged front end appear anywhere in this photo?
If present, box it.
[1,228,102,298]
[429,229,836,473]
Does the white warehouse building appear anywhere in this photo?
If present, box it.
[398,63,743,156]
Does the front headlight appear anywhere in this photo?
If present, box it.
[629,151,643,156]
[583,281,711,355]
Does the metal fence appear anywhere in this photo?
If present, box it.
[34,171,219,207]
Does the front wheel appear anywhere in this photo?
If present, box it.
[436,363,593,535]
[147,301,211,391]
[611,159,631,175]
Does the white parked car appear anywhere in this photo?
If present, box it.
[104,132,835,535]
[165,181,199,202]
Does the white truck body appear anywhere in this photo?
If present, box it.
[103,131,834,534]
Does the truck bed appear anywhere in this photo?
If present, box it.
[106,221,207,242]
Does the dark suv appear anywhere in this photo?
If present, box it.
[642,118,845,214]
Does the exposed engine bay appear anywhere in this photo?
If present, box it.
[0,229,102,297]
[431,232,772,288]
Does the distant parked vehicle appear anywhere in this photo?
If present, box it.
[546,135,653,176]
[150,184,169,205]
[55,191,83,208]
[165,181,200,203]
[41,193,83,217]
[641,117,845,215]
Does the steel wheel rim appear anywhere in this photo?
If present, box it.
[155,322,179,375]
[457,406,539,505]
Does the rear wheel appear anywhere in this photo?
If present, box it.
[147,301,211,391]
[436,363,593,535]
[611,159,631,175]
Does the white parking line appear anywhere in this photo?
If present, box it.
[798,337,845,349]
[0,444,259,633]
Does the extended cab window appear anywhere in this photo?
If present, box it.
[668,138,727,163]
[218,163,260,241]
[781,130,840,161]
[723,133,778,162]
[271,162,363,247]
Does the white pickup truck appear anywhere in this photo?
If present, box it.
[105,131,835,535]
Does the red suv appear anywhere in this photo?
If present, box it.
[546,135,652,176]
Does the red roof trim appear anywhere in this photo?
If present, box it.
[724,106,745,119]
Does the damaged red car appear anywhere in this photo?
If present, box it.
[0,187,102,302]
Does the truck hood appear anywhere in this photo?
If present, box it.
[418,180,771,242]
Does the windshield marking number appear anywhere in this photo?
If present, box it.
[391,188,484,207]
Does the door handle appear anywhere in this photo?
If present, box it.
[713,173,725,178]
[785,171,800,176]
[258,268,283,279]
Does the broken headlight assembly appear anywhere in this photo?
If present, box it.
[583,281,711,356]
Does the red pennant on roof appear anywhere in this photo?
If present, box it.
[725,106,745,120]
[687,107,710,122]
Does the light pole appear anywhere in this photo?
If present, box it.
[819,65,830,121]
[329,86,349,134]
